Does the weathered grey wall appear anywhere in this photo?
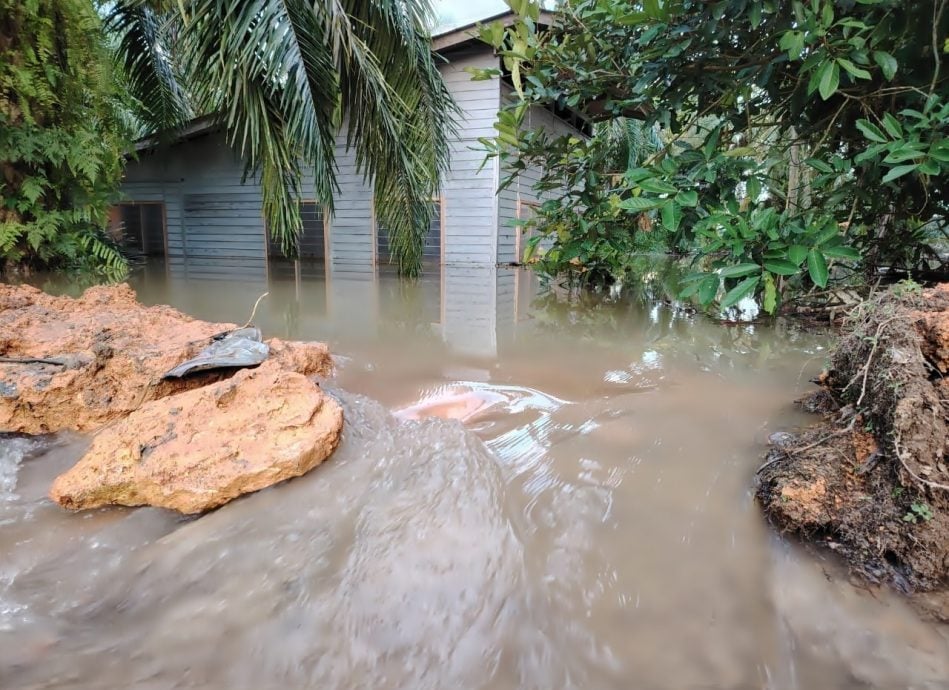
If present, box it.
[302,45,504,267]
[437,47,502,265]
[496,86,520,265]
[120,45,563,269]
[121,132,269,279]
[314,127,375,266]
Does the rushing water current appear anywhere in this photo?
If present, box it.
[2,260,949,689]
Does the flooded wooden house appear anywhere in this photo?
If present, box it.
[115,12,586,276]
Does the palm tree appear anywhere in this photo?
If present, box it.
[105,0,456,276]
[597,117,662,172]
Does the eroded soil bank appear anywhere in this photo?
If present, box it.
[757,283,949,620]
[0,284,343,513]
[0,283,334,434]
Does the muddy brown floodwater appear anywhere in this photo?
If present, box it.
[2,260,949,689]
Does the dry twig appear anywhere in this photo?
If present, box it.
[240,292,270,329]
[0,356,65,366]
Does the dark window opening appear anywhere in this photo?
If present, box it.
[268,202,325,260]
[377,200,441,263]
[112,202,166,256]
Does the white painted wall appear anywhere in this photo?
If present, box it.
[437,47,502,265]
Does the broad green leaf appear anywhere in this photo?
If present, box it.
[619,196,661,211]
[719,263,761,278]
[638,178,678,195]
[873,50,898,80]
[746,176,762,202]
[660,202,682,233]
[703,125,722,161]
[762,273,778,314]
[680,273,710,298]
[510,60,524,97]
[680,282,702,299]
[881,112,903,138]
[723,146,757,157]
[554,242,579,262]
[698,274,720,305]
[807,249,829,287]
[821,245,861,260]
[929,141,949,162]
[837,18,868,29]
[643,0,661,18]
[900,108,927,121]
[681,271,711,284]
[818,61,840,100]
[918,159,940,175]
[854,142,888,163]
[883,145,925,163]
[764,259,800,275]
[616,11,649,25]
[624,167,652,183]
[675,190,699,206]
[780,30,805,59]
[830,154,852,172]
[788,244,808,264]
[881,163,918,183]
[813,223,841,246]
[855,119,887,143]
[838,58,871,80]
[805,158,834,174]
[750,2,762,28]
[721,276,760,309]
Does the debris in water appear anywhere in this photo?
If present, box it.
[162,327,270,379]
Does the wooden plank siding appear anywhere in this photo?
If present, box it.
[438,47,502,265]
[310,127,375,266]
[118,44,575,269]
[121,132,267,270]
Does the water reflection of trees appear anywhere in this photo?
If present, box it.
[528,257,829,372]
[376,268,443,339]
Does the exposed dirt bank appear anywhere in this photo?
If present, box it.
[0,284,342,513]
[757,283,949,620]
[0,284,333,434]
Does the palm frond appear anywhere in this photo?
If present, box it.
[334,0,458,275]
[103,0,191,136]
[596,117,662,171]
[179,0,340,255]
[106,0,456,273]
[175,0,456,271]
